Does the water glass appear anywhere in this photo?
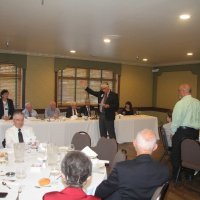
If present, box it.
[47,144,58,166]
[14,143,25,163]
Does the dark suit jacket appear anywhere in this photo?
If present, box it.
[95,154,169,200]
[66,107,81,118]
[85,87,119,121]
[79,105,95,116]
[0,98,15,119]
[43,187,100,200]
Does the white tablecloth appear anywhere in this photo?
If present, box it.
[0,115,159,147]
[115,115,159,143]
[0,149,107,200]
[0,119,100,147]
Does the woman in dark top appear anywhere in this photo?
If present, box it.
[121,101,135,115]
[0,89,14,120]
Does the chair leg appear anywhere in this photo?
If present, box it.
[175,166,181,184]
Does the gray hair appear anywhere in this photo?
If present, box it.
[135,129,157,151]
[101,82,109,88]
[61,151,92,187]
[13,111,24,119]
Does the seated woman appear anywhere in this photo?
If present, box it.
[43,151,100,200]
[163,110,173,149]
[121,101,135,115]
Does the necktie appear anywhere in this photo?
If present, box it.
[18,129,24,143]
[103,93,108,103]
[29,112,32,117]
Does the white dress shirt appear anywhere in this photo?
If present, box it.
[5,125,36,148]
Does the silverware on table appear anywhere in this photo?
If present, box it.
[2,181,11,189]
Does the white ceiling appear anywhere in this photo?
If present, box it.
[0,0,200,66]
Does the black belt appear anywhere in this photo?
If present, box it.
[179,126,199,131]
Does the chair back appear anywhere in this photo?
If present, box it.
[111,149,127,170]
[92,137,118,164]
[71,131,91,150]
[181,139,200,170]
[151,181,169,200]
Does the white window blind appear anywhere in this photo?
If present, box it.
[57,67,118,106]
[0,64,22,108]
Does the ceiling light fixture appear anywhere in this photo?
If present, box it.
[142,58,148,62]
[70,50,76,54]
[179,14,191,20]
[187,52,193,56]
[104,38,111,43]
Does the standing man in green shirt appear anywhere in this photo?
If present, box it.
[171,84,200,181]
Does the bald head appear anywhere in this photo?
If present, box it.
[133,129,157,156]
[178,84,192,98]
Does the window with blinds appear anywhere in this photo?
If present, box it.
[57,67,119,106]
[0,64,23,108]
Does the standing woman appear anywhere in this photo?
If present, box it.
[121,101,135,115]
[0,89,15,120]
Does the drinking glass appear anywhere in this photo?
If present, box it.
[14,143,25,163]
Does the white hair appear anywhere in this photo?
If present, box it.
[101,82,109,88]
[135,129,157,151]
[25,102,31,107]
[13,111,24,120]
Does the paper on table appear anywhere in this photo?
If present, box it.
[81,146,98,158]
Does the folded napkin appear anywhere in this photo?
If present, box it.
[70,115,78,120]
[81,146,98,158]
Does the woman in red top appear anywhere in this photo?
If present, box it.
[43,151,100,200]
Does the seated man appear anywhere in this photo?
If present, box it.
[66,101,80,118]
[43,151,100,200]
[80,98,95,117]
[163,110,173,149]
[22,102,38,118]
[95,129,169,200]
[45,101,60,118]
[5,111,36,148]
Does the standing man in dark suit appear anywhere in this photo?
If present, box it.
[95,129,169,200]
[80,98,95,117]
[85,82,119,139]
[0,89,15,120]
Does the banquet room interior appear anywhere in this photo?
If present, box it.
[0,0,200,199]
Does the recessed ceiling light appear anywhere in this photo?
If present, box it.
[179,14,191,20]
[70,50,76,54]
[104,38,111,43]
[142,58,148,62]
[187,52,193,56]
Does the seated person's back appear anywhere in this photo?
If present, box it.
[95,129,169,200]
